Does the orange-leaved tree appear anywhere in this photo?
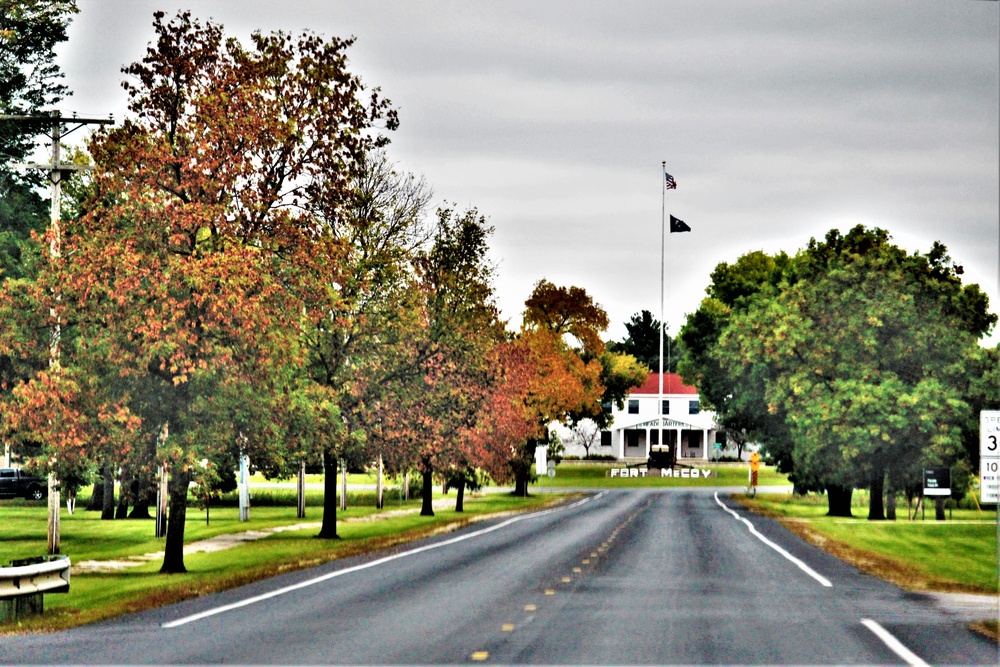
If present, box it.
[511,281,609,494]
[9,11,397,573]
[458,338,538,497]
[376,207,503,516]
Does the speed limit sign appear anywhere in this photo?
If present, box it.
[981,411,999,503]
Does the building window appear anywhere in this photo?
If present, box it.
[600,431,612,447]
[625,431,640,448]
[689,400,700,414]
[628,399,639,414]
[661,400,669,415]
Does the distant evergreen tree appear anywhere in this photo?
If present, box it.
[607,310,681,373]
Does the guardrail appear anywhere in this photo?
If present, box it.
[0,555,71,622]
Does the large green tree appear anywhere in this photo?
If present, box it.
[0,0,77,171]
[678,251,794,476]
[719,227,994,519]
[301,150,430,538]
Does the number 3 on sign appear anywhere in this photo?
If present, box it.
[982,412,1000,456]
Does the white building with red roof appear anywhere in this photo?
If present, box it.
[567,372,719,462]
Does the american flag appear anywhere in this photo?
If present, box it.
[664,172,677,189]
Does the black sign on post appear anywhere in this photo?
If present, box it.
[923,468,951,497]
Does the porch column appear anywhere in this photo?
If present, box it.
[702,429,709,459]
[675,428,683,458]
[644,428,651,458]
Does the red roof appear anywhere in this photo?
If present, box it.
[632,373,698,396]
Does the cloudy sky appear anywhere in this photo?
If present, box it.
[55,0,999,344]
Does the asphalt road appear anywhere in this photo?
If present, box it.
[2,489,996,665]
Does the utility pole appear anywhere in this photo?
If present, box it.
[1,110,114,554]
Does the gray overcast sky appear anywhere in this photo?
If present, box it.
[55,0,999,344]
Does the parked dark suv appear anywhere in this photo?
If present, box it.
[0,467,47,500]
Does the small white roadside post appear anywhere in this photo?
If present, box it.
[238,454,250,522]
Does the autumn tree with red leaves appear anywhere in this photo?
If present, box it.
[372,207,502,516]
[6,11,397,573]
[458,339,538,492]
[509,281,609,495]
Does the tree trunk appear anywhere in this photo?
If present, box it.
[159,467,190,573]
[513,439,536,497]
[129,435,157,519]
[867,468,885,521]
[455,478,466,512]
[826,484,853,517]
[128,475,151,519]
[420,468,435,516]
[115,468,131,519]
[101,465,116,520]
[376,455,383,510]
[317,449,340,539]
[935,497,946,521]
[886,489,896,521]
[87,468,104,511]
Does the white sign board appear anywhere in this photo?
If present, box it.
[981,411,1000,503]
[535,444,548,476]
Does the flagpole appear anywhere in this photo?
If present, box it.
[659,161,665,467]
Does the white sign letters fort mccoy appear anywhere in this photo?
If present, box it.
[609,467,716,478]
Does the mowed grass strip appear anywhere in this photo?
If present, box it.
[736,492,998,595]
[541,461,789,488]
[0,492,559,635]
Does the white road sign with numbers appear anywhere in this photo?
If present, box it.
[980,411,999,503]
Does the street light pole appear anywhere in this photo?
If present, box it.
[2,111,113,553]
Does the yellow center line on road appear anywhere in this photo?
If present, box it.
[524,604,537,611]
[501,624,515,632]
[470,651,489,661]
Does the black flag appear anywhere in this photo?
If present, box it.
[669,215,691,233]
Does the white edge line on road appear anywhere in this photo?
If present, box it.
[161,495,594,629]
[861,619,929,667]
[713,492,833,587]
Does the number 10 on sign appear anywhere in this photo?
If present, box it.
[981,411,1000,503]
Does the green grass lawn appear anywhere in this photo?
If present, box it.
[738,492,999,595]
[248,462,790,490]
[537,461,789,488]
